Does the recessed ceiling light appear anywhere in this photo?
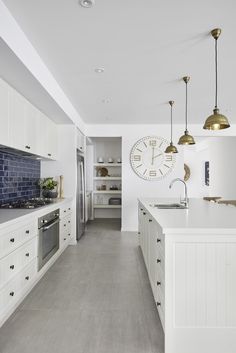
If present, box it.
[79,0,94,8]
[95,68,105,73]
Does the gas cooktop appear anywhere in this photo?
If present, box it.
[0,198,54,209]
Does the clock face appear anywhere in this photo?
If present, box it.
[130,136,176,180]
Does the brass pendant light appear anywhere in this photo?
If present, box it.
[178,76,195,145]
[165,101,178,153]
[203,28,230,130]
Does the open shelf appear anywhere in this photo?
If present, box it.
[94,163,122,167]
[93,204,121,209]
[93,190,121,194]
[93,177,121,180]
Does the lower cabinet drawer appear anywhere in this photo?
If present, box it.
[0,258,37,316]
[0,237,37,289]
[0,221,37,260]
[60,215,72,248]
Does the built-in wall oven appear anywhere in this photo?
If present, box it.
[38,209,60,270]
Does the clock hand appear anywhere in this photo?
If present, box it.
[153,153,162,159]
[151,147,154,165]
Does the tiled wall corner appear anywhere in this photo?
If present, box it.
[0,151,40,204]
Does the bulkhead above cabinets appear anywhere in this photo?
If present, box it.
[0,77,58,161]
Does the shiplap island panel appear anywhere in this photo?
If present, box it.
[138,198,236,353]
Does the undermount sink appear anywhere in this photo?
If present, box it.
[150,203,188,209]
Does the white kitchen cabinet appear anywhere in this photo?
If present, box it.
[0,78,10,146]
[0,77,58,160]
[77,128,85,153]
[60,202,72,249]
[24,101,39,154]
[8,87,26,151]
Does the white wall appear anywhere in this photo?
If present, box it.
[86,124,236,231]
[209,137,236,199]
[86,124,186,231]
[183,138,210,198]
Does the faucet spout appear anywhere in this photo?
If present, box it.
[169,178,188,208]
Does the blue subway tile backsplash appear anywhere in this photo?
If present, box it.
[0,151,40,204]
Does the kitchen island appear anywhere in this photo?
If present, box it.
[138,198,236,353]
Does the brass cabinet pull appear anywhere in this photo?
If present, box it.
[157,259,161,263]
[25,276,29,280]
[10,238,15,243]
[9,292,14,296]
[156,302,161,306]
[149,219,152,222]
[157,238,161,243]
[25,230,30,234]
[157,281,161,286]
[10,265,15,270]
[25,253,30,257]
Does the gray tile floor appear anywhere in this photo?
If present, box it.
[0,219,164,353]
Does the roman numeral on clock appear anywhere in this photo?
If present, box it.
[165,154,173,161]
[149,170,157,177]
[133,155,141,161]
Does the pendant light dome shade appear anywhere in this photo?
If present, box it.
[203,108,230,130]
[165,142,178,153]
[165,101,178,153]
[203,28,230,130]
[178,76,195,145]
[178,130,195,145]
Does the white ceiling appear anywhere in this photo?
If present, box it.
[2,0,236,125]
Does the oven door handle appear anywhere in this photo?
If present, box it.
[42,219,60,232]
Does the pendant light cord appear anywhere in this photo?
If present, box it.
[170,104,173,143]
[185,81,188,131]
[215,38,218,109]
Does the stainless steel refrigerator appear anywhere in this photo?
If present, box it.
[76,151,85,240]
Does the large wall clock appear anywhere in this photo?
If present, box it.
[130,136,176,180]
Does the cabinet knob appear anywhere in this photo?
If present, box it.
[68,233,71,236]
[140,208,143,211]
[10,238,15,243]
[64,224,66,227]
[143,212,146,215]
[10,265,15,270]
[25,230,30,234]
[157,281,161,286]
[156,238,161,243]
[149,219,152,222]
[64,238,66,241]
[25,253,30,257]
[9,292,15,296]
[68,221,71,224]
[48,153,51,157]
[25,276,29,280]
[156,259,161,264]
[156,302,161,306]
[25,145,30,149]
[68,208,71,211]
[64,210,66,213]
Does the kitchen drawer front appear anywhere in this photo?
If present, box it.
[0,237,37,289]
[0,221,37,259]
[60,203,72,218]
[60,215,71,247]
[0,258,37,316]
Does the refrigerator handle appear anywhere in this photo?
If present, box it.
[80,161,86,223]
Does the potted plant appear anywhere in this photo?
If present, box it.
[39,177,58,198]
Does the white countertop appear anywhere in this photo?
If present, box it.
[0,198,72,229]
[139,198,236,234]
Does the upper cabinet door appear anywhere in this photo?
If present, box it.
[0,78,10,146]
[24,101,39,154]
[45,118,58,160]
[9,88,26,151]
